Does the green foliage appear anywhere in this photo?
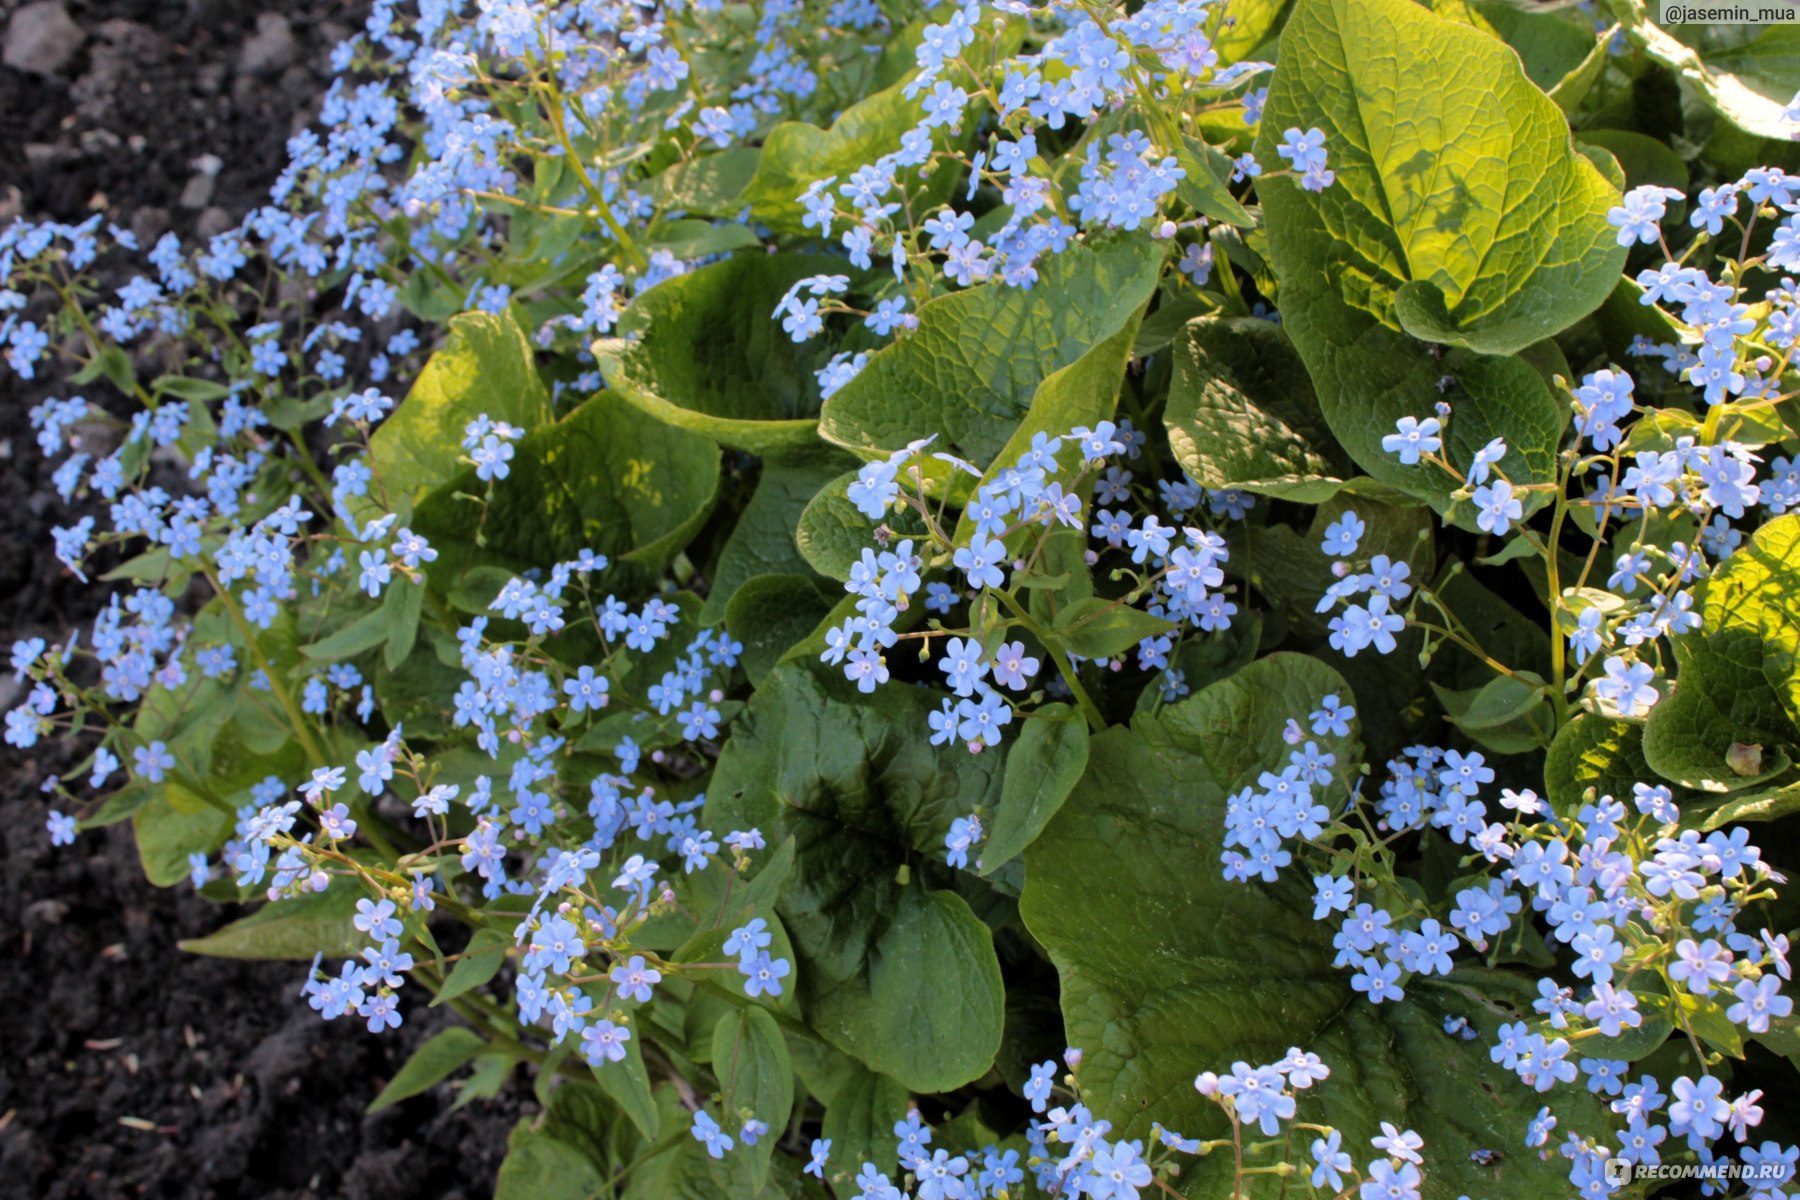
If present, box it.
[370,1027,489,1113]
[412,393,720,583]
[1021,655,1609,1197]
[707,664,1006,1092]
[180,884,366,960]
[1164,315,1354,500]
[1644,514,1800,792]
[595,255,836,452]
[1257,0,1617,512]
[371,312,552,503]
[820,238,1164,470]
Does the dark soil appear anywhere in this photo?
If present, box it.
[0,3,523,1197]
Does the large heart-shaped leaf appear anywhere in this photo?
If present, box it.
[412,394,719,585]
[1644,514,1800,792]
[819,237,1165,468]
[594,255,837,453]
[705,664,1006,1093]
[1260,0,1625,356]
[370,311,552,503]
[1256,0,1615,508]
[1020,653,1612,1198]
[1164,316,1354,501]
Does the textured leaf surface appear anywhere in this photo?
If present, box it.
[595,255,834,452]
[740,80,928,235]
[413,394,719,583]
[1020,655,1608,1198]
[703,446,859,622]
[1545,712,1657,814]
[371,312,551,502]
[1257,0,1613,508]
[725,574,840,686]
[819,238,1164,467]
[705,665,1005,1092]
[1164,316,1353,500]
[1260,0,1624,355]
[1644,515,1800,792]
[794,471,927,581]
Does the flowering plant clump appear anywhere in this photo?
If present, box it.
[8,0,1800,1193]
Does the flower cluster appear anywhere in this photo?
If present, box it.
[1226,689,1796,1197]
[822,419,1243,774]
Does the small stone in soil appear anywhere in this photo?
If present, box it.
[4,1,85,78]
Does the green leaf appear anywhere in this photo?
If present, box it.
[1612,2,1800,139]
[725,575,841,687]
[1164,316,1353,501]
[819,238,1165,469]
[384,580,425,672]
[741,79,931,235]
[369,311,552,504]
[1577,129,1690,194]
[706,664,1006,1092]
[956,307,1148,538]
[594,255,836,453]
[981,705,1089,875]
[1463,0,1608,98]
[132,784,231,886]
[413,393,719,585]
[151,374,233,402]
[1257,0,1611,511]
[494,1081,615,1200]
[794,471,927,581]
[1434,673,1555,756]
[711,1008,794,1191]
[452,1050,518,1111]
[820,1066,910,1189]
[1547,23,1616,114]
[1174,136,1255,227]
[73,345,136,396]
[703,446,860,622]
[649,148,761,218]
[495,1127,609,1200]
[1700,776,1800,829]
[1260,0,1624,356]
[1210,0,1288,63]
[622,1111,818,1200]
[1052,597,1180,661]
[300,606,390,661]
[593,1025,661,1141]
[369,1027,488,1113]
[433,928,512,1007]
[647,218,764,260]
[1545,712,1658,814]
[1019,655,1611,1197]
[180,884,367,960]
[1644,515,1800,792]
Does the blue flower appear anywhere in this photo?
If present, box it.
[1380,416,1441,465]
[1311,1129,1350,1190]
[694,1115,738,1158]
[805,1138,830,1179]
[1320,511,1364,557]
[46,809,77,846]
[582,1020,631,1066]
